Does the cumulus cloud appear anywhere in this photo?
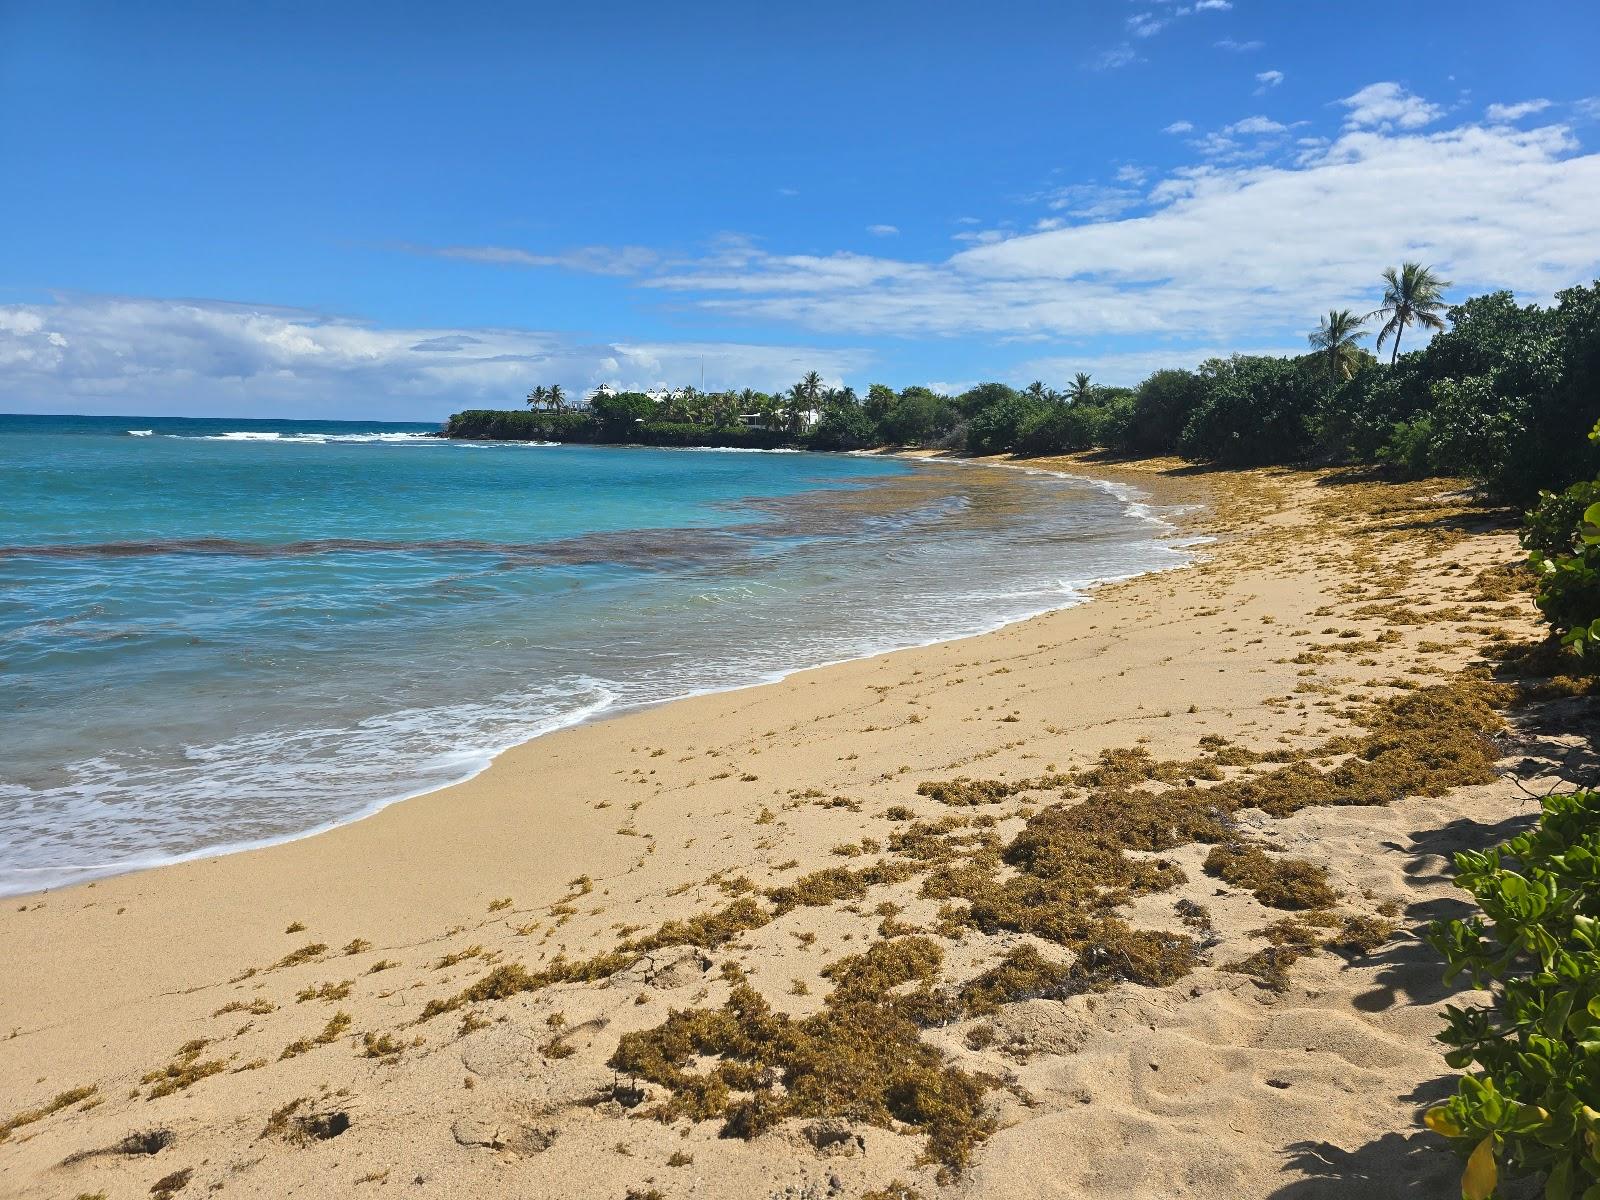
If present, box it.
[1163,120,1195,134]
[866,224,900,237]
[640,101,1600,349]
[1254,69,1284,93]
[1485,98,1552,123]
[1215,38,1264,52]
[0,295,871,419]
[1339,81,1443,130]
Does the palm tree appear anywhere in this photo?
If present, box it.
[800,371,823,403]
[526,385,548,410]
[1308,309,1369,380]
[1370,262,1451,364]
[547,383,566,412]
[1067,373,1094,404]
[661,390,690,422]
[785,383,810,434]
[755,393,784,432]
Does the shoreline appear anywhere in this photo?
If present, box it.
[1,452,1202,901]
[0,456,1553,1200]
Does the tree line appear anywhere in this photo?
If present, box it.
[445,266,1600,506]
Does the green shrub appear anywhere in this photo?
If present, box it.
[1525,479,1600,559]
[1122,369,1208,456]
[1421,287,1600,505]
[808,403,878,451]
[444,409,596,441]
[1378,415,1437,477]
[1528,423,1600,657]
[1178,354,1328,466]
[590,390,656,436]
[965,392,1046,454]
[1423,788,1600,1199]
[879,390,957,446]
[1314,357,1428,463]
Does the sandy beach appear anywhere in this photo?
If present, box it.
[0,455,1560,1200]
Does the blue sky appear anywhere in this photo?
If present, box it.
[2,0,1598,419]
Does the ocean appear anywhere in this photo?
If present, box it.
[0,413,1196,894]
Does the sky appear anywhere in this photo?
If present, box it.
[2,0,1598,420]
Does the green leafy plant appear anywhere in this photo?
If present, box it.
[1528,422,1600,657]
[1423,788,1600,1198]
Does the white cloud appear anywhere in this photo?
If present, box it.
[1036,183,1144,220]
[1127,12,1169,37]
[1254,69,1284,93]
[417,243,658,276]
[1093,43,1140,70]
[1215,38,1264,52]
[1181,114,1294,164]
[1122,0,1229,42]
[952,229,1009,246]
[1226,115,1287,135]
[866,224,900,237]
[0,295,871,419]
[1163,120,1195,134]
[1485,98,1552,123]
[641,101,1600,351]
[1339,81,1444,130]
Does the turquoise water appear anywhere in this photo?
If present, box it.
[0,414,1194,894]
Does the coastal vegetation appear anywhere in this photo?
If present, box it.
[1414,425,1600,1198]
[447,268,1600,508]
[1526,422,1600,657]
[1424,788,1600,1200]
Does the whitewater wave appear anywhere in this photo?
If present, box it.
[126,429,154,437]
[190,431,440,444]
[449,439,560,448]
[0,678,618,895]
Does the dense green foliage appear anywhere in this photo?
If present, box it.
[447,273,1599,504]
[1176,355,1325,466]
[1526,423,1600,657]
[1423,789,1600,1199]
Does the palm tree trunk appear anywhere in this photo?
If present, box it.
[1391,321,1402,365]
